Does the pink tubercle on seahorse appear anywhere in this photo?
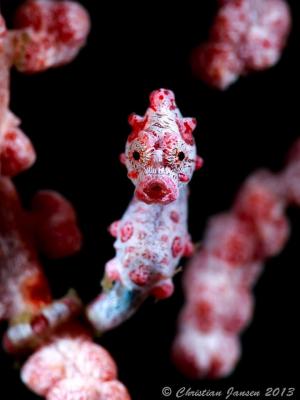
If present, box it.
[87,188,193,332]
[87,89,203,332]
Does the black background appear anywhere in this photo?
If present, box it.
[0,1,299,399]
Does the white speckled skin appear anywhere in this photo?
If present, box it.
[124,89,200,204]
[87,89,202,332]
[87,187,192,332]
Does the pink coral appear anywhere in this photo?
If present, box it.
[0,0,89,357]
[0,0,90,176]
[12,0,90,73]
[192,0,291,89]
[21,323,130,400]
[0,177,82,353]
[173,140,299,378]
[0,3,131,400]
[0,1,89,350]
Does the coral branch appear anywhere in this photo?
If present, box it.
[0,4,130,400]
[172,139,300,379]
[0,0,90,176]
[12,0,90,73]
[0,177,82,352]
[21,322,131,400]
[191,0,291,89]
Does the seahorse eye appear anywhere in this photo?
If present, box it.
[133,151,140,161]
[178,151,185,161]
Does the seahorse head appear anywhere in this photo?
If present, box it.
[123,89,203,205]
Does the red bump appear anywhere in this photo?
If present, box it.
[127,170,139,180]
[160,235,169,243]
[119,153,126,165]
[129,264,151,286]
[195,155,204,170]
[120,221,134,242]
[151,281,174,299]
[179,173,189,183]
[170,211,180,223]
[108,221,120,238]
[14,0,44,31]
[31,314,49,334]
[172,237,183,258]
